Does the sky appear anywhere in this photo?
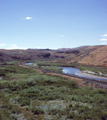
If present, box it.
[0,0,107,50]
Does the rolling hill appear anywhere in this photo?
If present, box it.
[0,45,107,67]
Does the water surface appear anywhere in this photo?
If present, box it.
[25,63,34,65]
[25,63,107,81]
[59,66,107,81]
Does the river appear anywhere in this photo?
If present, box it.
[59,66,107,81]
[25,63,107,81]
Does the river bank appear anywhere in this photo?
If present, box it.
[25,62,107,81]
[78,71,107,81]
[19,62,107,89]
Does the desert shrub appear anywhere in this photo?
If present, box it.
[69,104,73,108]
[0,81,10,89]
[0,109,12,120]
[72,106,76,111]
[8,106,21,114]
[40,65,63,73]
[11,110,17,114]
[2,97,12,109]
[2,103,9,108]
[16,109,22,114]
[38,95,58,100]
[20,99,30,106]
[78,106,86,114]
[67,112,75,119]
[57,109,69,116]
[100,113,107,120]
[26,107,30,111]
[7,104,13,110]
[31,107,44,115]
[17,96,30,106]
[1,61,107,120]
[24,93,39,98]
[48,109,58,115]
[0,70,6,76]
[74,103,80,108]
[27,79,37,86]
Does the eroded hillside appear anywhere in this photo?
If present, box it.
[78,45,107,67]
[53,45,107,67]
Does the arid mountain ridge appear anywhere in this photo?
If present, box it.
[0,45,107,67]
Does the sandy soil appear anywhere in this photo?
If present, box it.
[78,71,107,80]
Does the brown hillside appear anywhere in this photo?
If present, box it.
[53,45,105,64]
[0,49,53,62]
[53,45,107,67]
[78,45,107,67]
[0,45,107,67]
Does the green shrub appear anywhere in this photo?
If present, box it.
[31,107,44,115]
[78,106,86,114]
[12,108,17,114]
[48,109,58,115]
[0,110,12,120]
[2,103,9,108]
[69,104,73,108]
[20,99,30,106]
[67,112,75,119]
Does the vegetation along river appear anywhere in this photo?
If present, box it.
[25,63,107,81]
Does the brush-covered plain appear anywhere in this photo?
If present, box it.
[0,61,107,120]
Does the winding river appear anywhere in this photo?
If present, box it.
[59,67,107,81]
[25,63,107,81]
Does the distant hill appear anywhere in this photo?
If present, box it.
[78,45,107,66]
[0,45,107,67]
[57,46,90,51]
[53,45,107,67]
[0,49,53,62]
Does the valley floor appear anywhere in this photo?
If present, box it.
[0,60,107,120]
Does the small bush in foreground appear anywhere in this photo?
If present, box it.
[31,107,44,115]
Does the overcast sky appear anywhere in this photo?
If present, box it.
[0,0,107,49]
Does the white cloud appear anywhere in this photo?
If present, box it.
[102,34,107,37]
[100,39,107,41]
[58,35,65,37]
[6,45,27,50]
[26,17,32,20]
[0,44,7,47]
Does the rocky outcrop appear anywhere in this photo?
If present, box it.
[65,50,79,54]
[53,55,65,58]
[0,49,52,62]
[37,53,51,58]
[56,50,79,54]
